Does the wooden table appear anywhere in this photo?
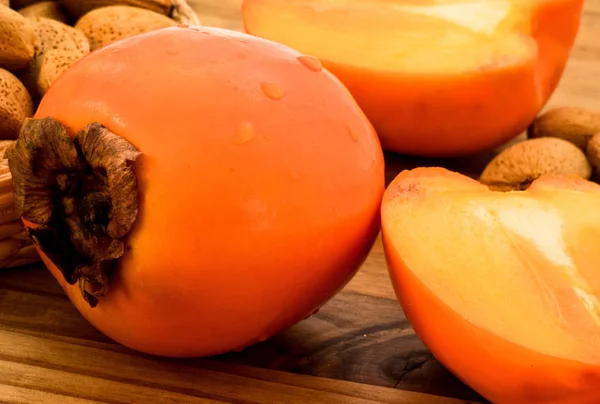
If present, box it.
[1,1,599,403]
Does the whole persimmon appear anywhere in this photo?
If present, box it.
[382,167,600,404]
[242,0,584,157]
[7,26,385,357]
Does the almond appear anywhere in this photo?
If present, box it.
[20,17,89,100]
[0,68,33,140]
[0,6,38,71]
[10,0,42,8]
[18,1,69,23]
[60,0,170,18]
[480,137,592,191]
[74,5,177,51]
[585,132,600,179]
[528,106,600,150]
[59,0,199,25]
[36,48,82,94]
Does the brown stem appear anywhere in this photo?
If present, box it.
[5,117,141,308]
[171,0,201,26]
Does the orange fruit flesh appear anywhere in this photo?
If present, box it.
[383,170,600,364]
[381,168,600,403]
[243,0,584,157]
[385,239,600,404]
[243,0,535,75]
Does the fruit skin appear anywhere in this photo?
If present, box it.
[29,26,385,357]
[242,0,585,157]
[381,167,600,404]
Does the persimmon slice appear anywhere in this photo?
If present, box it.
[243,0,584,157]
[382,169,600,362]
[243,0,536,74]
[382,168,600,403]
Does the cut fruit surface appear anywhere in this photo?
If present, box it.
[243,0,584,157]
[244,0,533,74]
[381,168,600,403]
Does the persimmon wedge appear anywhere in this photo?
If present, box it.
[242,0,584,157]
[381,168,600,404]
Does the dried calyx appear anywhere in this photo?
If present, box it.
[6,117,141,308]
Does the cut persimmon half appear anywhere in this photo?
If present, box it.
[381,167,600,403]
[242,0,584,157]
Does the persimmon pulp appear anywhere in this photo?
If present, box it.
[381,168,600,404]
[245,0,533,74]
[242,0,584,157]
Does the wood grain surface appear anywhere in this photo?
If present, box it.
[1,0,599,403]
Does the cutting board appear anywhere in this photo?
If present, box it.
[1,0,599,403]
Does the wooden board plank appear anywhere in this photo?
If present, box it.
[0,330,473,404]
[0,384,106,404]
[0,266,483,401]
[1,1,599,403]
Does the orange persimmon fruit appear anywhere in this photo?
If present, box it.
[241,0,584,157]
[381,167,600,404]
[6,26,385,357]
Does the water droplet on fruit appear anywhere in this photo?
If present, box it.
[347,126,359,142]
[297,55,323,72]
[236,120,256,144]
[261,82,286,100]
